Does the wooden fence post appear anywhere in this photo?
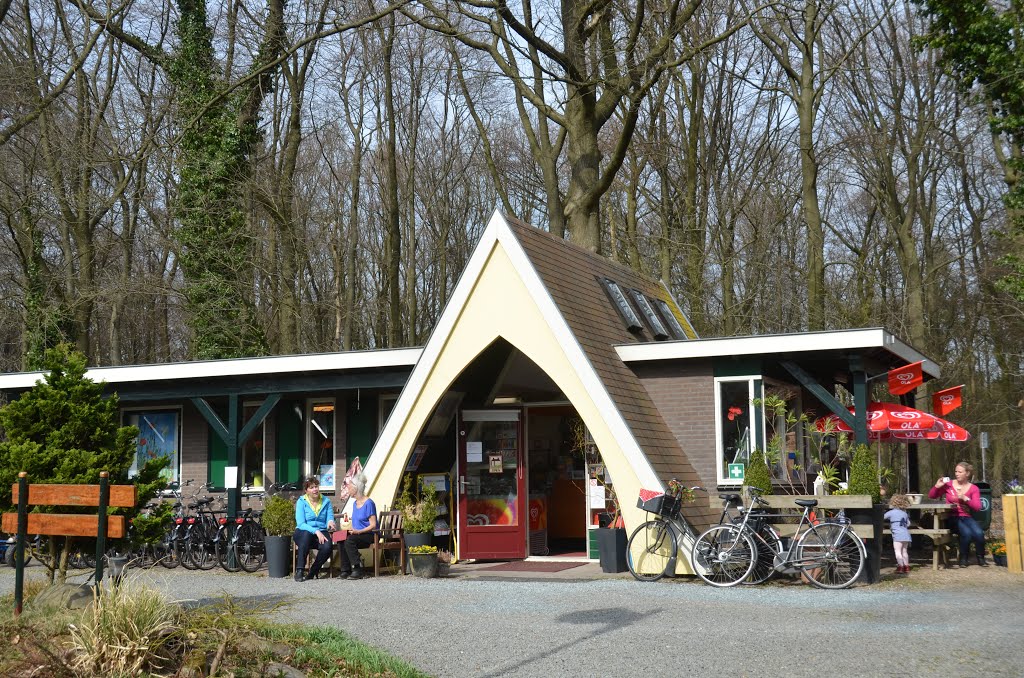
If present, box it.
[1006,494,1023,574]
[95,471,109,588]
[14,472,27,617]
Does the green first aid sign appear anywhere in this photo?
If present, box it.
[728,463,745,481]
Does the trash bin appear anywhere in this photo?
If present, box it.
[974,482,992,531]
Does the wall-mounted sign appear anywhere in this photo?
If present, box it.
[728,463,745,481]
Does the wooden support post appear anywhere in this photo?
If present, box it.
[95,472,109,588]
[14,472,27,617]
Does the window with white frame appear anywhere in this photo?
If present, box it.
[308,399,336,490]
[714,377,759,484]
[241,402,266,489]
[125,408,181,483]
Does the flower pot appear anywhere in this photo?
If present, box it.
[265,535,292,578]
[437,561,451,577]
[993,554,1007,567]
[409,552,438,578]
[404,532,432,574]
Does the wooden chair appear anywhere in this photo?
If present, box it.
[369,510,406,577]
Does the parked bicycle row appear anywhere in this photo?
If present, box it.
[627,482,866,589]
[1,479,302,575]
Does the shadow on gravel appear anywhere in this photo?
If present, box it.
[478,607,648,677]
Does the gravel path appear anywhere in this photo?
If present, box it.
[3,564,1022,677]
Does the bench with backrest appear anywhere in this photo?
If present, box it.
[3,471,136,614]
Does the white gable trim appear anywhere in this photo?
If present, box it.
[363,210,662,490]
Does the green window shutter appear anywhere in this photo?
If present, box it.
[209,429,227,489]
[276,402,303,484]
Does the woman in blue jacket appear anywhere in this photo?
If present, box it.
[294,475,336,581]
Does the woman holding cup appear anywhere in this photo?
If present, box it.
[928,461,987,567]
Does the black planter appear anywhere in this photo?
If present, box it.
[596,527,628,573]
[404,532,432,574]
[265,535,292,578]
[848,504,884,584]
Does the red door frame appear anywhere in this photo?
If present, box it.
[457,409,526,559]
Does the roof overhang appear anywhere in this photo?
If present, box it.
[615,328,940,379]
[0,348,424,397]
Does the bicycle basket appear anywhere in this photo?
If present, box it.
[637,490,681,518]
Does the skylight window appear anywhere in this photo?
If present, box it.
[631,291,670,340]
[654,298,689,340]
[601,278,643,332]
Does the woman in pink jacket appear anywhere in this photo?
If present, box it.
[928,461,988,567]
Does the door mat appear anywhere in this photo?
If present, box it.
[478,561,587,573]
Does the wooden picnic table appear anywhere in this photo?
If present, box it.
[884,501,952,571]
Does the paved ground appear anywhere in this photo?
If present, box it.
[3,560,1023,677]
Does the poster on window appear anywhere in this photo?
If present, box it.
[129,411,179,482]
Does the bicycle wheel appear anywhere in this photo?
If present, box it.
[691,525,756,587]
[744,523,783,585]
[157,530,180,569]
[216,534,241,572]
[178,532,197,570]
[237,522,266,573]
[796,523,865,589]
[188,530,217,570]
[626,519,676,582]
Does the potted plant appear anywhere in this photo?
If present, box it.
[395,476,440,547]
[988,538,1007,567]
[408,544,439,578]
[847,443,884,583]
[261,494,296,578]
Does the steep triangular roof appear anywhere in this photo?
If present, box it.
[365,211,714,530]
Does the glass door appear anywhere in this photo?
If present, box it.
[458,409,526,559]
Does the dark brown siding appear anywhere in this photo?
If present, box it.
[633,360,719,523]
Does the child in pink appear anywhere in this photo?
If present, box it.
[884,494,913,574]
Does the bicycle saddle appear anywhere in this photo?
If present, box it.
[794,498,818,508]
[197,497,213,506]
[719,493,741,504]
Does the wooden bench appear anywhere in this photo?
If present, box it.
[3,472,136,615]
[755,495,875,539]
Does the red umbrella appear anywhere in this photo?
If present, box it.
[815,402,970,442]
[935,419,971,442]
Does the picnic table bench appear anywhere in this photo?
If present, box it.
[882,502,953,570]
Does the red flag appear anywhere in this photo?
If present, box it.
[933,385,963,417]
[888,361,923,395]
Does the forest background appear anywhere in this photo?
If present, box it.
[1,0,1022,486]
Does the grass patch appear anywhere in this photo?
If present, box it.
[0,583,430,677]
[256,623,430,677]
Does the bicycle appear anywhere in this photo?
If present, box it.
[714,491,784,586]
[216,507,266,572]
[691,488,866,589]
[626,481,706,582]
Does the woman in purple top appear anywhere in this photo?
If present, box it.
[340,472,377,579]
[928,461,988,567]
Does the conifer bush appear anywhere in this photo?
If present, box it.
[848,444,881,504]
[743,451,773,496]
